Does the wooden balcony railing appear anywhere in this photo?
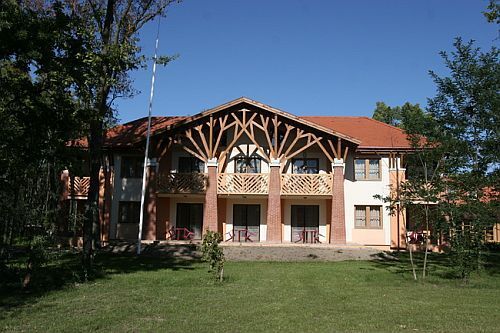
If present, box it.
[157,173,207,194]
[217,173,269,195]
[157,172,333,196]
[67,176,90,198]
[281,174,333,196]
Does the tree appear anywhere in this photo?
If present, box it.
[426,38,499,280]
[372,101,401,127]
[483,0,500,24]
[372,101,424,128]
[64,0,179,274]
[0,0,89,270]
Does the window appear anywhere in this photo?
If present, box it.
[292,158,319,174]
[118,201,140,224]
[354,206,382,228]
[354,158,381,180]
[178,156,205,173]
[121,156,143,178]
[235,156,261,173]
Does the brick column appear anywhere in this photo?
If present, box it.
[143,158,157,240]
[203,158,219,233]
[266,159,282,242]
[57,170,70,235]
[390,163,406,249]
[99,159,113,243]
[330,158,346,244]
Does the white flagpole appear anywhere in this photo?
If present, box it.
[137,18,161,255]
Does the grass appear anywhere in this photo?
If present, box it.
[1,251,500,333]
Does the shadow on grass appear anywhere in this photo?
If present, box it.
[0,243,201,315]
[369,249,500,280]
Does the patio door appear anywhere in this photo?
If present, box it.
[176,203,203,239]
[291,205,319,242]
[233,204,260,241]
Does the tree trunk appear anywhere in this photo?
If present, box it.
[83,119,104,275]
[82,0,115,275]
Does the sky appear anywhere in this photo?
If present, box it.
[115,0,498,124]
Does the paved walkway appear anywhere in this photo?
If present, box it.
[105,241,385,262]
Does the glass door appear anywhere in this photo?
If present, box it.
[176,203,203,239]
[233,204,260,242]
[291,205,319,242]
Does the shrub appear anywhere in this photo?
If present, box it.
[200,231,225,282]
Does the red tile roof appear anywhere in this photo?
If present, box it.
[68,116,186,148]
[70,112,412,150]
[300,116,412,149]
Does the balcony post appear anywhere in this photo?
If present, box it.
[203,158,219,233]
[330,158,346,244]
[266,159,282,242]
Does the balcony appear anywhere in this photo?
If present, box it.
[281,174,333,196]
[217,173,269,195]
[157,172,333,197]
[157,173,207,194]
[67,176,90,198]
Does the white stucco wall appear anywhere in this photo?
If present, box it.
[110,154,143,239]
[344,155,392,245]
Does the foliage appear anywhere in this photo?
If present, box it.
[372,101,425,128]
[200,231,225,282]
[483,0,500,24]
[0,0,91,264]
[57,0,180,272]
[375,39,499,282]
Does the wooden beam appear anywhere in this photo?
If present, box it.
[195,125,210,160]
[337,138,341,159]
[285,136,322,160]
[212,114,228,154]
[209,115,213,158]
[273,114,279,156]
[181,145,207,163]
[282,129,306,160]
[328,139,339,159]
[184,129,207,161]
[343,145,349,161]
[316,138,333,163]
[277,124,293,157]
[259,114,275,158]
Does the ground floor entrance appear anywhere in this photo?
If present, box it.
[176,203,203,240]
[232,204,260,242]
[291,205,320,243]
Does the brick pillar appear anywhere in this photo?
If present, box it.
[99,159,113,243]
[57,170,70,235]
[390,163,406,249]
[266,159,282,242]
[203,158,219,233]
[156,197,170,240]
[143,158,157,240]
[330,158,346,244]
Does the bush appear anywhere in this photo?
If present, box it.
[200,231,225,282]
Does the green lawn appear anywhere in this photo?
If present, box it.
[1,252,499,333]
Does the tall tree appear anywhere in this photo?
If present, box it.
[427,38,499,280]
[372,101,424,128]
[65,0,179,273]
[0,1,89,260]
[372,101,401,127]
